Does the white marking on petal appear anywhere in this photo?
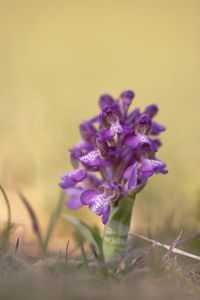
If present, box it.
[91,194,109,215]
[138,134,149,143]
[110,120,123,135]
[80,150,100,163]
[148,159,162,167]
[63,168,82,178]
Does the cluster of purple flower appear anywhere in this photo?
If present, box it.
[59,90,167,224]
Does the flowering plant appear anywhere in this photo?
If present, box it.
[60,90,167,260]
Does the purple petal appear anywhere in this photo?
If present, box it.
[140,159,168,179]
[84,174,103,189]
[118,90,135,117]
[101,122,123,140]
[125,134,157,152]
[59,168,87,189]
[70,168,87,182]
[151,138,162,148]
[74,140,93,151]
[122,125,133,135]
[70,142,93,168]
[79,121,96,141]
[126,108,141,124]
[127,163,138,190]
[80,189,98,205]
[66,188,84,210]
[79,150,102,167]
[89,115,100,123]
[144,104,158,118]
[123,163,136,180]
[151,121,166,135]
[99,94,115,110]
[101,205,110,224]
[120,90,135,102]
[59,177,75,189]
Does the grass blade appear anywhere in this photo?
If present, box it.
[0,185,11,226]
[65,240,70,264]
[18,192,43,250]
[0,185,13,252]
[43,192,64,255]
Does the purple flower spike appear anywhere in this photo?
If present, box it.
[60,90,167,224]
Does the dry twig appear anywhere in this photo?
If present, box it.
[133,233,200,261]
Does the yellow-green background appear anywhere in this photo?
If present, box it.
[0,0,200,249]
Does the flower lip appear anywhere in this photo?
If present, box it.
[79,149,102,167]
[80,182,121,224]
[80,188,111,223]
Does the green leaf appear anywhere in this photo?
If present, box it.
[64,214,100,256]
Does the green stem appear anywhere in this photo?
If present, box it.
[102,195,135,261]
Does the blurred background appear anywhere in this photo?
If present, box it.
[0,0,200,252]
